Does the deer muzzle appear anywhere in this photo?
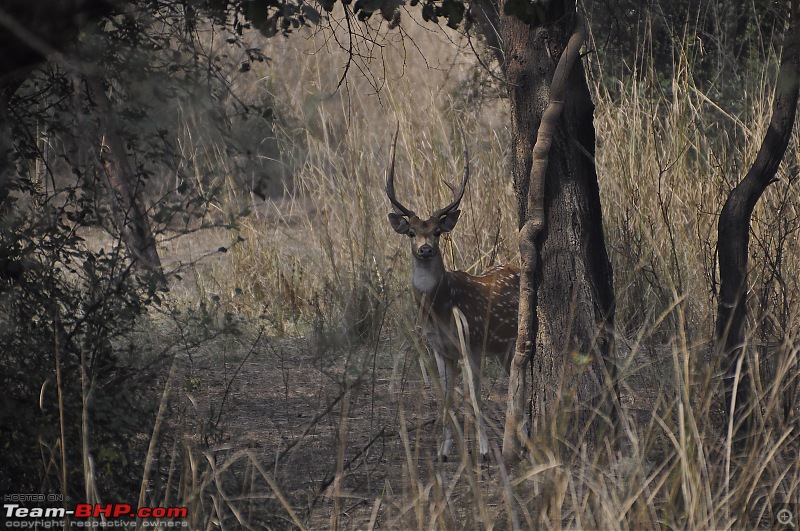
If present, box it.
[416,244,435,259]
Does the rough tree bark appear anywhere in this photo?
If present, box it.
[480,1,616,460]
[716,0,799,443]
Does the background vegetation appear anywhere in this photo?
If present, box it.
[0,0,798,528]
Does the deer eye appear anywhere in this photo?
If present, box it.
[433,229,442,237]
[407,230,416,238]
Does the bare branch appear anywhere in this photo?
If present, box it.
[715,0,800,443]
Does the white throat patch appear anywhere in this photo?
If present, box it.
[412,260,441,293]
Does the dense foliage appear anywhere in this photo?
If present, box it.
[0,2,262,496]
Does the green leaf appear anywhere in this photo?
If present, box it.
[380,0,403,25]
[246,0,268,26]
[354,0,384,15]
[421,1,437,22]
[303,3,322,23]
[441,0,464,28]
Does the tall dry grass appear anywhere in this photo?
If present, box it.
[200,19,518,342]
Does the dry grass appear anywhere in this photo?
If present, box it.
[141,9,800,530]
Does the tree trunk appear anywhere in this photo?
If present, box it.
[83,76,164,277]
[494,1,616,460]
[715,0,799,444]
[0,82,18,215]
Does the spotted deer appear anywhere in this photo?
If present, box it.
[385,130,520,461]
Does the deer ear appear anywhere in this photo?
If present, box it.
[388,213,410,234]
[438,210,460,232]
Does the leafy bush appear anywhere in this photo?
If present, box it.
[0,165,166,497]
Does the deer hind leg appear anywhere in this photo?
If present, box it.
[471,360,489,459]
[453,308,490,461]
[435,352,457,461]
[463,351,489,460]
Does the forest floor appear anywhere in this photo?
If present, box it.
[187,334,510,528]
[179,329,685,529]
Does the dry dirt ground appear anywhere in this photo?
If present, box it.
[187,333,529,529]
[178,326,693,530]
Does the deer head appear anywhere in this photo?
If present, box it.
[385,128,470,264]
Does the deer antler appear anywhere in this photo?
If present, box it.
[432,128,470,219]
[385,125,416,218]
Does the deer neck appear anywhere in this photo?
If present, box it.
[412,255,447,297]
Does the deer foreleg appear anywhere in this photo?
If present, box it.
[435,352,457,461]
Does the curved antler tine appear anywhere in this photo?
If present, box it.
[385,124,415,217]
[433,126,470,219]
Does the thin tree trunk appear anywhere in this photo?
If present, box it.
[495,2,616,460]
[0,82,18,215]
[716,0,799,443]
[0,80,25,282]
[83,76,163,277]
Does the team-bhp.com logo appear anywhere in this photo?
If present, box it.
[5,503,188,527]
